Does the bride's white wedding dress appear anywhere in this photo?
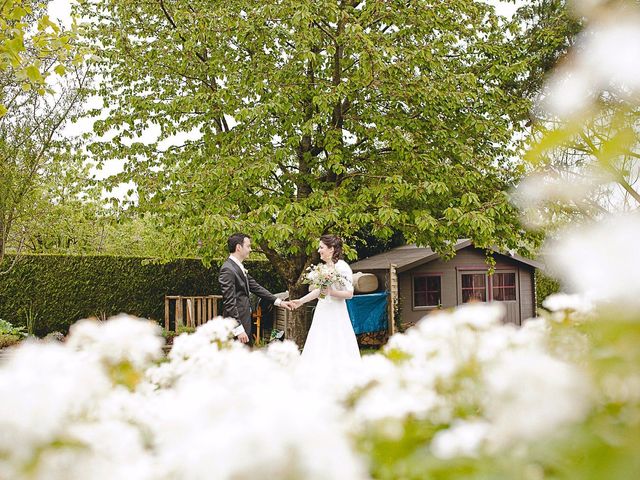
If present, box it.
[298,260,361,381]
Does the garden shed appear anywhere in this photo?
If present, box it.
[350,240,542,327]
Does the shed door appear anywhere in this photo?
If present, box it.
[456,270,520,324]
[490,270,520,324]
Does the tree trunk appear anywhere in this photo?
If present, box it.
[286,282,313,348]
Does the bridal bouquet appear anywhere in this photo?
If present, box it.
[303,263,345,299]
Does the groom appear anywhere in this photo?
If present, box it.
[219,233,291,345]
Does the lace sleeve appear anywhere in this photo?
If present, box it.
[336,260,354,292]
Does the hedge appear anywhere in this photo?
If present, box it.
[0,255,286,336]
[535,269,561,309]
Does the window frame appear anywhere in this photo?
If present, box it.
[412,273,443,310]
[459,271,489,303]
[491,270,518,302]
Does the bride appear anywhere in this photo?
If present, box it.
[291,235,361,379]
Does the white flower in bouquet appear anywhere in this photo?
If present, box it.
[303,263,345,298]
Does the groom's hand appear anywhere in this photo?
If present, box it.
[281,301,293,311]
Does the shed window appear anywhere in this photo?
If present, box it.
[461,273,487,302]
[414,275,441,307]
[492,272,517,301]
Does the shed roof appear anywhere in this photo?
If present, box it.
[350,239,543,272]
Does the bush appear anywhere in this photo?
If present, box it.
[0,334,21,348]
[0,319,26,337]
[0,255,286,336]
[536,270,561,308]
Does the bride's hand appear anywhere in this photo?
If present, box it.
[290,299,302,309]
[320,286,329,297]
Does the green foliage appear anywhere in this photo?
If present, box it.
[0,255,285,336]
[0,318,25,348]
[536,270,561,308]
[1,0,90,277]
[75,0,553,283]
[0,318,26,336]
[508,0,583,104]
[0,0,80,111]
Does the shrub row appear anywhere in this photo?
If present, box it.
[535,269,561,309]
[0,255,286,336]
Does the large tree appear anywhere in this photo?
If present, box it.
[0,67,90,272]
[0,0,88,273]
[78,0,551,343]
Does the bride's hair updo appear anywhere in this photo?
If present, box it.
[320,234,343,263]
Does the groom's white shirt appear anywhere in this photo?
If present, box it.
[228,255,282,337]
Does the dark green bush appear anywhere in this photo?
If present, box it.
[536,269,561,309]
[0,255,286,336]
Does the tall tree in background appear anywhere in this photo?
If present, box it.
[0,0,79,114]
[0,0,88,273]
[508,0,582,106]
[77,0,564,343]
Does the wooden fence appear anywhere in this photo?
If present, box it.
[164,295,223,332]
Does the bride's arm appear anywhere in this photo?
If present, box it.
[293,287,322,306]
[327,287,353,299]
[328,261,354,299]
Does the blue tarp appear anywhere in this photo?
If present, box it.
[346,291,388,335]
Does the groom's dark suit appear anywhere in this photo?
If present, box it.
[218,257,279,344]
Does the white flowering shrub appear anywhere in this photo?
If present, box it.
[2,290,638,479]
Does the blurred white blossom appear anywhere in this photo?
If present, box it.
[0,342,111,477]
[431,420,490,459]
[546,213,640,306]
[513,170,610,227]
[543,7,640,118]
[542,293,595,314]
[265,339,300,367]
[483,349,592,449]
[67,314,164,369]
[0,307,599,477]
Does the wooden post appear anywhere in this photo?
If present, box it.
[175,297,183,330]
[164,297,170,331]
[389,263,398,336]
[254,305,262,343]
[186,298,194,328]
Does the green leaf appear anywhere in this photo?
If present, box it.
[25,65,43,83]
